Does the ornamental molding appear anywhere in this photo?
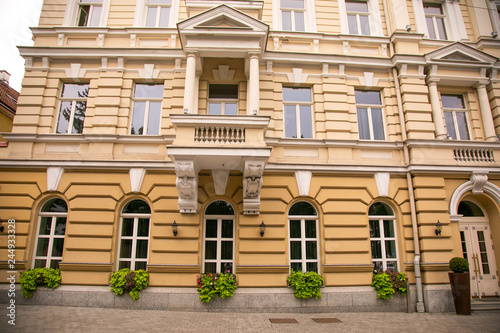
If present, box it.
[242,159,266,215]
[174,160,198,214]
[470,173,488,194]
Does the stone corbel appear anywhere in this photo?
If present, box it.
[470,173,488,194]
[242,160,265,215]
[175,160,198,214]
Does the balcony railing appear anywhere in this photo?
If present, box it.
[195,126,245,144]
[453,148,495,163]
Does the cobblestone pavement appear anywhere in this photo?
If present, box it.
[1,305,499,333]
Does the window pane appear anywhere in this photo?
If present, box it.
[119,261,130,270]
[205,220,217,238]
[205,241,217,260]
[291,262,302,272]
[289,202,316,216]
[122,218,134,236]
[360,15,370,35]
[290,220,301,238]
[347,15,358,34]
[120,240,132,258]
[146,7,157,27]
[458,201,485,217]
[442,95,465,109]
[209,103,222,115]
[299,105,312,138]
[355,91,381,105]
[282,11,292,30]
[55,217,66,235]
[357,108,370,140]
[444,111,457,140]
[386,261,398,271]
[135,261,147,271]
[89,6,102,26]
[56,101,72,134]
[62,84,88,98]
[306,262,318,273]
[290,241,302,259]
[305,220,316,238]
[147,0,172,4]
[371,240,382,259]
[284,105,297,138]
[36,238,49,256]
[369,220,380,238]
[78,5,90,26]
[72,101,87,134]
[455,112,469,140]
[294,11,305,31]
[39,217,52,235]
[221,262,233,273]
[369,202,393,216]
[225,103,237,115]
[123,200,151,214]
[346,1,369,12]
[373,261,383,271]
[134,84,163,98]
[385,240,397,258]
[305,241,317,259]
[425,17,436,39]
[42,198,68,213]
[146,101,161,135]
[131,101,146,135]
[34,259,46,268]
[205,262,217,273]
[209,84,238,99]
[283,87,312,102]
[424,3,443,14]
[206,201,234,215]
[371,108,384,140]
[138,218,150,237]
[221,241,233,260]
[50,260,61,269]
[436,18,447,40]
[136,240,148,258]
[384,220,395,238]
[282,0,304,9]
[159,7,170,27]
[51,238,64,257]
[221,220,233,238]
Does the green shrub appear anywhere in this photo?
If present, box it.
[109,268,149,300]
[19,268,61,298]
[371,269,408,299]
[196,271,238,303]
[287,270,323,299]
[449,257,469,273]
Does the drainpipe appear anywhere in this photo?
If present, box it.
[392,67,425,313]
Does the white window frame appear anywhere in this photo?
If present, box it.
[423,2,448,40]
[345,0,371,35]
[117,207,151,271]
[369,207,399,272]
[130,83,164,135]
[272,0,317,32]
[208,84,239,115]
[33,199,67,269]
[283,87,314,139]
[412,0,467,41]
[203,210,235,274]
[55,83,89,134]
[339,0,383,36]
[288,203,320,274]
[441,94,470,140]
[63,0,110,27]
[134,0,180,28]
[355,90,386,141]
[487,1,500,35]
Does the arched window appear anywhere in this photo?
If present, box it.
[458,201,485,217]
[34,198,68,269]
[288,201,319,273]
[203,200,235,273]
[118,199,151,270]
[369,202,398,271]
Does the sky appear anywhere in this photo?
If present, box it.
[0,0,44,92]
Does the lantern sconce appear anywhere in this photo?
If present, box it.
[172,220,178,237]
[435,220,442,236]
[260,221,266,237]
[0,218,3,233]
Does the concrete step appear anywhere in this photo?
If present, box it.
[471,299,500,311]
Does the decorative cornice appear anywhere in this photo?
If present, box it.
[147,264,201,273]
[420,263,450,272]
[58,262,113,272]
[235,265,289,274]
[322,264,374,273]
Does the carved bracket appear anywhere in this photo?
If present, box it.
[174,160,198,213]
[470,173,488,194]
[242,159,265,215]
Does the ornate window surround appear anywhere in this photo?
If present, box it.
[134,0,180,28]
[63,0,111,27]
[338,0,384,36]
[272,0,317,32]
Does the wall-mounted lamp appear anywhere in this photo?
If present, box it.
[492,31,498,39]
[260,221,266,237]
[435,220,442,236]
[172,220,178,237]
[406,24,411,32]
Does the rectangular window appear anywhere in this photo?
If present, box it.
[281,0,305,31]
[424,3,447,40]
[77,0,103,27]
[56,83,89,134]
[283,87,313,138]
[131,84,163,135]
[441,94,470,140]
[208,84,238,115]
[145,0,172,28]
[355,90,385,140]
[346,0,370,35]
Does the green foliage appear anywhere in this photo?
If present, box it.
[109,268,149,300]
[449,257,469,273]
[19,268,61,298]
[196,271,238,303]
[371,269,408,300]
[286,270,323,300]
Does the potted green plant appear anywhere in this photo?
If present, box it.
[448,257,470,315]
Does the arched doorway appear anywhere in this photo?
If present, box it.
[459,200,499,297]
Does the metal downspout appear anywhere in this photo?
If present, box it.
[392,67,425,313]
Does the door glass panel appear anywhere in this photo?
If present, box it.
[205,220,217,238]
[221,241,233,260]
[51,238,64,257]
[290,220,301,238]
[221,220,233,238]
[205,241,217,260]
[290,241,302,259]
[383,220,395,237]
[477,231,490,274]
[305,241,317,259]
[460,231,468,259]
[120,239,132,258]
[371,240,381,259]
[136,240,148,258]
[137,218,150,237]
[122,218,134,236]
[39,217,52,235]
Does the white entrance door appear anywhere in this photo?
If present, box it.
[460,223,499,297]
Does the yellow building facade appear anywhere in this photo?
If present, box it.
[1,0,500,312]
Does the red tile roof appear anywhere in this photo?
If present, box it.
[0,80,19,114]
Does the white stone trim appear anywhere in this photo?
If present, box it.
[212,169,229,195]
[374,172,390,197]
[449,176,500,215]
[129,168,146,193]
[47,167,64,192]
[295,171,312,197]
[63,0,110,27]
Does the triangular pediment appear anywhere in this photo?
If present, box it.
[196,15,250,29]
[425,42,498,64]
